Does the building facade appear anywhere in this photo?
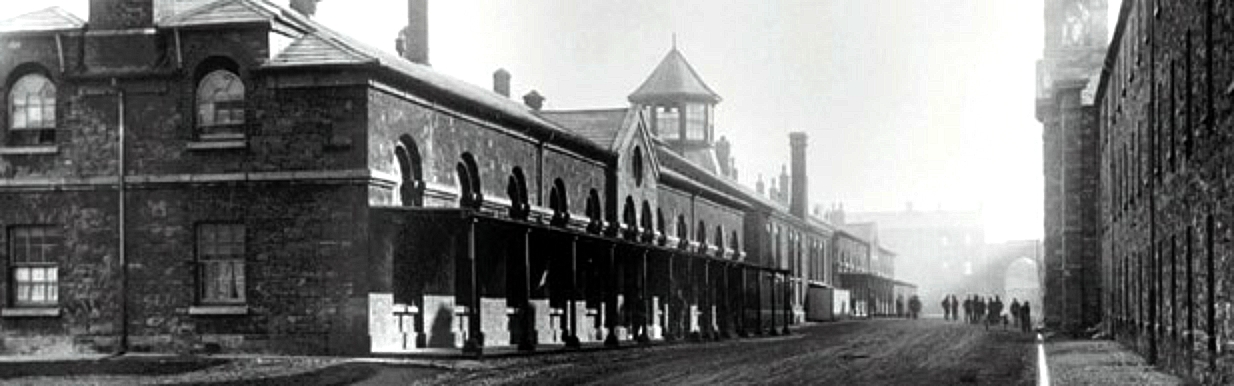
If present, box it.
[0,0,906,356]
[1045,0,1234,382]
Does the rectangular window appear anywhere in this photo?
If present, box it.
[197,223,246,304]
[684,104,706,140]
[655,106,680,141]
[9,226,61,307]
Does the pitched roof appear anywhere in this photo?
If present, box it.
[629,48,721,103]
[154,0,607,158]
[0,7,84,34]
[159,0,281,27]
[538,109,629,149]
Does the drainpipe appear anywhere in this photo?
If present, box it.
[114,78,129,354]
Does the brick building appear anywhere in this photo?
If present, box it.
[1036,0,1107,336]
[0,0,905,356]
[1043,0,1234,382]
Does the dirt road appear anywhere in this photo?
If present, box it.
[416,318,1036,386]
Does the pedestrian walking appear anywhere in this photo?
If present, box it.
[974,296,986,325]
[1009,299,1021,328]
[962,296,972,323]
[986,296,1002,330]
[1020,302,1032,333]
[940,296,950,320]
[950,295,959,321]
[908,295,922,319]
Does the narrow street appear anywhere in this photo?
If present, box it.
[412,318,1036,386]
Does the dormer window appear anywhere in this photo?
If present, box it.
[196,69,245,139]
[654,105,679,140]
[684,103,707,141]
[7,73,56,147]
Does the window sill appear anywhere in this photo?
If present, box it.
[187,140,246,151]
[0,145,59,155]
[188,305,249,316]
[1,307,61,318]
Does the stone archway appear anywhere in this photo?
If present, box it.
[1003,257,1042,318]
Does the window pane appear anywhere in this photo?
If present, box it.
[9,74,55,130]
[197,70,245,129]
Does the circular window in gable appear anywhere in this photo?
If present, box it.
[632,146,645,186]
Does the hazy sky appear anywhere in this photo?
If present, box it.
[1,1,1122,242]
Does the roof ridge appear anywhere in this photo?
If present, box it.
[0,6,87,33]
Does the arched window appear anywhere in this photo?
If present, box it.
[696,220,707,252]
[7,71,56,146]
[730,230,740,257]
[456,152,482,209]
[640,201,654,242]
[714,225,725,256]
[622,196,637,239]
[506,167,529,219]
[549,178,569,226]
[631,146,645,186]
[656,209,667,246]
[585,189,602,233]
[394,136,424,207]
[195,62,245,138]
[676,215,688,249]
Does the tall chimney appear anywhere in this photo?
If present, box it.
[523,90,545,111]
[90,0,154,29]
[493,69,511,98]
[789,132,808,218]
[400,0,429,65]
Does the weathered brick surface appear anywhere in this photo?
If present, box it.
[1091,1,1234,382]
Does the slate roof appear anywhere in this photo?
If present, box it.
[538,108,629,149]
[629,48,721,103]
[155,0,608,157]
[0,7,85,33]
[159,0,282,27]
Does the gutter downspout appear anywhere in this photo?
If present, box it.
[114,77,129,354]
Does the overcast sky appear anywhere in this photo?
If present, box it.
[1,1,1122,242]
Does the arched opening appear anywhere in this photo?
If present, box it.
[730,230,741,257]
[6,65,57,146]
[193,56,245,139]
[656,209,667,246]
[394,136,424,207]
[622,196,637,239]
[585,189,602,233]
[676,215,688,249]
[457,153,482,209]
[696,220,707,252]
[640,201,654,242]
[1004,257,1042,322]
[631,146,645,186]
[506,167,529,219]
[714,225,725,256]
[548,178,570,227]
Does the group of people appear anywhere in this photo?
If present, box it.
[939,294,1033,332]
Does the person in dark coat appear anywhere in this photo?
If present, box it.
[974,296,986,325]
[940,296,951,320]
[908,295,922,319]
[1009,299,1021,328]
[962,296,972,323]
[1020,302,1032,333]
[986,296,1003,330]
[950,295,960,321]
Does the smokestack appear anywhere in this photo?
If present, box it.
[290,0,320,16]
[399,0,429,65]
[789,132,808,218]
[523,90,544,111]
[493,69,511,98]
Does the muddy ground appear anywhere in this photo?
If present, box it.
[414,318,1037,386]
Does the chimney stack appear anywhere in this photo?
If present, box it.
[90,0,154,29]
[789,132,808,218]
[493,69,511,98]
[290,0,320,16]
[523,90,545,111]
[399,0,430,65]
